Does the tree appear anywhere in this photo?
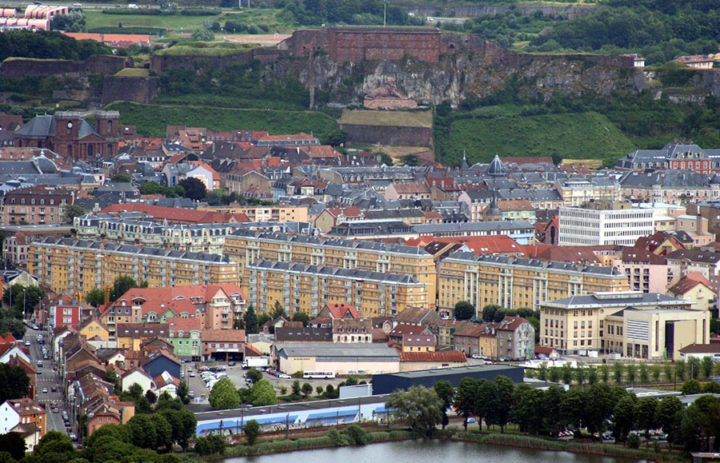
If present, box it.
[386,386,442,436]
[85,288,106,307]
[626,363,637,385]
[35,431,75,459]
[688,357,702,379]
[244,305,258,334]
[560,388,585,430]
[178,177,207,201]
[657,396,683,444]
[301,382,313,398]
[291,379,301,396]
[191,29,215,41]
[482,304,501,322]
[151,413,173,450]
[250,379,277,405]
[433,380,454,429]
[127,414,158,449]
[561,364,573,385]
[613,394,636,442]
[487,375,514,432]
[613,362,624,384]
[128,383,143,400]
[244,419,260,445]
[634,397,658,439]
[246,368,262,384]
[510,384,545,434]
[177,380,190,405]
[676,359,687,381]
[270,301,286,319]
[702,356,714,379]
[110,275,138,302]
[0,364,30,404]
[584,383,615,435]
[145,389,157,405]
[454,377,477,431]
[64,204,85,224]
[682,378,702,394]
[453,301,475,320]
[111,174,131,183]
[209,377,240,410]
[639,363,649,383]
[587,365,598,385]
[0,432,26,460]
[292,311,310,326]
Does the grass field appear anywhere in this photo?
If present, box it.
[154,41,256,56]
[107,101,338,140]
[83,8,296,35]
[436,110,636,167]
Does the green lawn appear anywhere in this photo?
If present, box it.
[436,110,636,167]
[84,8,295,35]
[84,10,212,33]
[106,101,338,140]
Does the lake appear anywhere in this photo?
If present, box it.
[225,440,648,463]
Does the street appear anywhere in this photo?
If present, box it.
[22,325,68,435]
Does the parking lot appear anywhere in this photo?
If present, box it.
[182,362,347,402]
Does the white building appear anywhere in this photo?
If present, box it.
[558,202,655,246]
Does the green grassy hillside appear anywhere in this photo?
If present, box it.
[106,101,339,141]
[436,110,637,167]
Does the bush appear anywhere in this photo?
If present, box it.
[626,433,640,449]
[342,425,369,445]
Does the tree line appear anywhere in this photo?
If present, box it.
[388,374,720,452]
[0,30,111,62]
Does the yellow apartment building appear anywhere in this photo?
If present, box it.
[437,251,629,314]
[224,231,437,302]
[27,237,239,300]
[540,291,705,359]
[197,205,309,223]
[247,259,428,318]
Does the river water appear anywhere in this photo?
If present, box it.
[225,439,648,463]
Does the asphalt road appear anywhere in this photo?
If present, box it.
[22,325,69,435]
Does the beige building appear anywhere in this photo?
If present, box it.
[27,237,239,300]
[198,204,309,223]
[248,260,427,318]
[274,342,400,375]
[224,230,437,301]
[540,290,707,360]
[438,251,629,313]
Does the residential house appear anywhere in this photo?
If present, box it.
[384,182,431,201]
[0,398,46,437]
[332,319,373,343]
[201,329,246,362]
[495,316,535,360]
[167,317,202,360]
[401,334,436,352]
[668,272,716,313]
[120,368,155,395]
[275,327,333,343]
[140,349,181,379]
[116,323,169,351]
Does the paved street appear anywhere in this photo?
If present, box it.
[22,325,68,435]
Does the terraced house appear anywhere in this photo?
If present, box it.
[27,237,239,299]
[437,251,629,314]
[223,230,436,301]
[247,259,427,318]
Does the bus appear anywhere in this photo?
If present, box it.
[303,371,336,379]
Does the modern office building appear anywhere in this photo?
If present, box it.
[559,201,655,246]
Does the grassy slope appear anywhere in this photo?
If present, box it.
[437,110,636,166]
[107,101,337,139]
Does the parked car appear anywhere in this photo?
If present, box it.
[42,387,48,393]
[189,372,196,377]
[69,433,77,441]
[278,373,290,379]
[228,361,236,367]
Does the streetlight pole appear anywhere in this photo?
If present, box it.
[383,0,387,27]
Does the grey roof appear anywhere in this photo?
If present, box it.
[77,120,100,139]
[414,219,534,234]
[543,292,687,309]
[445,251,625,276]
[487,155,507,177]
[620,170,712,188]
[276,342,400,361]
[250,259,421,284]
[15,115,55,138]
[382,364,520,379]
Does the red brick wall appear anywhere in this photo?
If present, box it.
[328,28,441,62]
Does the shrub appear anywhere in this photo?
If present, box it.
[342,425,369,445]
[626,434,640,449]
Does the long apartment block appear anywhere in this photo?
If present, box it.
[28,237,239,299]
[247,259,428,318]
[224,230,437,300]
[438,251,630,314]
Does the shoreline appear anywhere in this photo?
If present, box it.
[184,427,684,462]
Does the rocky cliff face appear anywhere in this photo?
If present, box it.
[293,45,648,108]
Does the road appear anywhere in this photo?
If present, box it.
[22,325,68,435]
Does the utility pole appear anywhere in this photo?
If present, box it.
[383,0,387,27]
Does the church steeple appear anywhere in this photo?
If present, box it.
[461,150,469,170]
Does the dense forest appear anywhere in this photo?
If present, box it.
[0,30,110,62]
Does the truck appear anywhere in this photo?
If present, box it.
[242,357,269,369]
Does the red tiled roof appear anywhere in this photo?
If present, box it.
[668,271,712,295]
[100,203,249,224]
[411,235,524,255]
[389,323,429,337]
[399,351,467,362]
[201,329,245,343]
[325,303,360,319]
[166,317,202,334]
[402,334,436,346]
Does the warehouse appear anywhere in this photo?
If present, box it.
[274,342,400,375]
[372,364,524,395]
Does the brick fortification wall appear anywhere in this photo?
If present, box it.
[101,76,158,105]
[0,55,130,78]
[340,124,433,146]
[287,27,442,63]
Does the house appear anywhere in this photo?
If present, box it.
[332,319,373,343]
[7,354,37,400]
[452,322,498,358]
[275,326,332,343]
[394,306,440,326]
[398,351,468,372]
[141,349,181,379]
[274,342,400,375]
[401,334,436,352]
[679,343,720,361]
[668,272,716,313]
[384,182,431,201]
[12,422,42,452]
[120,368,155,395]
[116,323,169,350]
[167,317,202,360]
[201,329,246,362]
[0,398,46,437]
[495,316,535,361]
[77,317,110,343]
[534,345,560,360]
[154,371,180,398]
[388,323,431,345]
[246,333,274,355]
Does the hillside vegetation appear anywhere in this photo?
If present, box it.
[107,101,340,142]
[436,110,635,166]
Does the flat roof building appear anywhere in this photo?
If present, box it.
[372,364,525,395]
